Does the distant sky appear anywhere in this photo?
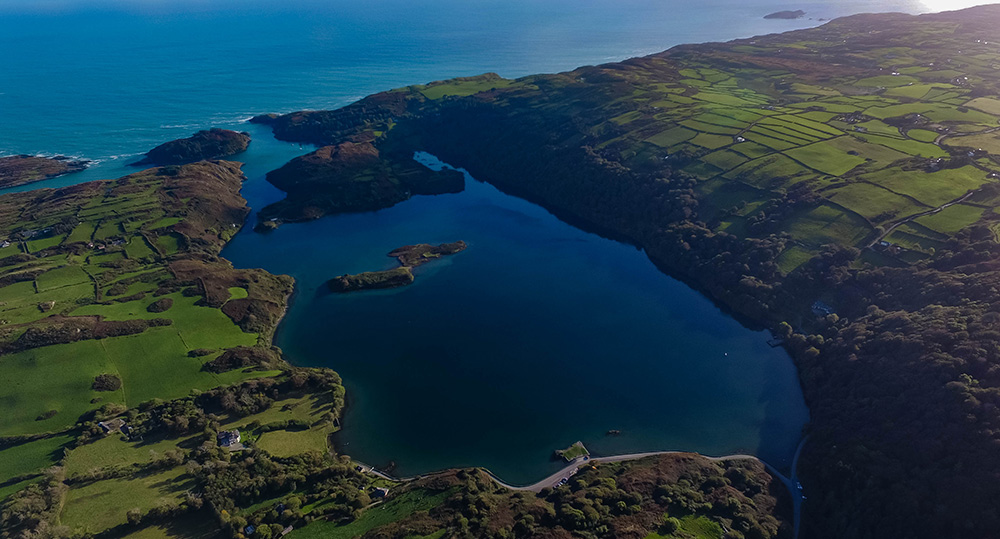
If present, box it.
[0,0,996,14]
[921,0,996,11]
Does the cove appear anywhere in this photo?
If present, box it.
[222,148,809,485]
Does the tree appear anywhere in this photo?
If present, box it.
[126,508,143,526]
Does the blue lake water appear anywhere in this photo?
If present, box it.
[0,0,961,483]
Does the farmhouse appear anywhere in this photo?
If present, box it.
[98,418,127,434]
[812,301,836,317]
[218,430,243,450]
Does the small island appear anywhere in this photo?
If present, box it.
[329,241,467,292]
[0,154,89,189]
[763,10,805,20]
[133,128,250,166]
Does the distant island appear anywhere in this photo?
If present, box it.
[329,241,467,292]
[764,10,805,19]
[133,128,250,166]
[0,154,89,189]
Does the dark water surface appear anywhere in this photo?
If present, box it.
[0,0,955,485]
[224,153,809,484]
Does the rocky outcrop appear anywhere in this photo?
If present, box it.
[0,155,89,189]
[134,128,250,166]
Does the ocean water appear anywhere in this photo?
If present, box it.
[0,0,962,483]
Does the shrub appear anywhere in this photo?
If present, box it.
[147,297,174,313]
[93,373,122,392]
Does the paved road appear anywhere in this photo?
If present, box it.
[484,451,758,492]
[867,188,980,248]
[356,443,809,539]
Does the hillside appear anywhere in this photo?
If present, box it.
[254,6,1000,537]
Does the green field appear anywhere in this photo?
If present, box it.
[288,489,454,539]
[826,182,927,222]
[914,203,985,234]
[61,466,194,532]
[786,141,867,176]
[64,434,198,478]
[0,434,75,483]
[781,203,873,248]
[0,340,122,435]
[416,77,514,100]
[860,166,987,207]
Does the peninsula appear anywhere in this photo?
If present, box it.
[133,128,251,166]
[252,6,1000,537]
[0,155,89,189]
[257,141,464,229]
[329,241,467,292]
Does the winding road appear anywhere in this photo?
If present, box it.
[358,438,809,539]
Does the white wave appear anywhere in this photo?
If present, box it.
[159,123,202,129]
[107,152,142,160]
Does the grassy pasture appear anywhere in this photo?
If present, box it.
[646,127,697,148]
[781,203,872,247]
[966,97,1000,116]
[26,235,67,253]
[125,237,156,259]
[36,265,91,291]
[61,466,194,532]
[66,222,98,244]
[690,133,733,150]
[772,114,843,137]
[797,111,838,123]
[775,246,817,274]
[0,340,122,435]
[0,434,75,483]
[416,78,514,100]
[64,434,198,478]
[702,150,747,172]
[744,130,796,151]
[785,141,867,176]
[859,134,947,158]
[943,132,1000,154]
[725,154,808,188]
[914,203,985,234]
[289,488,455,539]
[750,124,816,145]
[862,166,988,207]
[729,141,772,159]
[885,223,945,252]
[824,136,909,167]
[826,182,926,222]
[856,75,919,87]
[119,513,219,539]
[884,84,934,99]
[679,120,740,135]
[907,129,939,143]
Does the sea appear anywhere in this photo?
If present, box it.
[0,0,964,484]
